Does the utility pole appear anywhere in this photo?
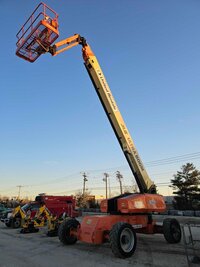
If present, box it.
[116,171,123,195]
[16,185,24,200]
[108,175,111,198]
[82,172,88,195]
[103,173,109,199]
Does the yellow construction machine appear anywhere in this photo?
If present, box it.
[21,204,68,236]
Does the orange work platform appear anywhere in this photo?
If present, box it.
[16,2,59,62]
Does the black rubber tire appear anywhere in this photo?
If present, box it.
[20,227,39,234]
[47,229,58,237]
[163,218,181,244]
[109,222,137,258]
[58,219,80,245]
[11,218,21,229]
[5,222,11,227]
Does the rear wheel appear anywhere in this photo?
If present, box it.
[163,218,181,243]
[58,219,80,245]
[11,218,21,228]
[109,222,137,258]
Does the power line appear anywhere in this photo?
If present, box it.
[146,156,200,167]
[22,152,200,187]
[47,182,172,195]
[24,172,82,187]
[1,152,199,195]
[70,152,200,173]
[0,186,16,193]
[145,152,200,165]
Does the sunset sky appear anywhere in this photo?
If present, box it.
[0,0,200,199]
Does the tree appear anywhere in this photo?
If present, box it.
[75,190,87,208]
[170,163,200,210]
[123,179,139,194]
[75,190,93,209]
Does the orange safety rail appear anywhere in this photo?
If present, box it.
[16,2,59,62]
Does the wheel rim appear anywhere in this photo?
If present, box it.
[14,220,21,228]
[67,226,76,239]
[120,228,135,253]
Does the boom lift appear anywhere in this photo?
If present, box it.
[16,3,181,258]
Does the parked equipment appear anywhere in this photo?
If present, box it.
[2,203,39,228]
[0,204,12,219]
[7,205,27,228]
[21,204,68,236]
[2,194,77,229]
[35,195,78,218]
[16,3,181,258]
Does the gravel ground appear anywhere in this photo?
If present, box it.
[0,216,199,267]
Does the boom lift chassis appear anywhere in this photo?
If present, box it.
[16,3,181,258]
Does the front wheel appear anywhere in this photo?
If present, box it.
[109,222,137,258]
[163,218,181,243]
[47,226,58,237]
[5,221,11,227]
[11,218,21,228]
[58,219,80,245]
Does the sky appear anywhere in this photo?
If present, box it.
[0,0,200,199]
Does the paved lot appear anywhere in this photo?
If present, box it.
[0,216,200,267]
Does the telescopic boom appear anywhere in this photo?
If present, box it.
[49,34,156,193]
